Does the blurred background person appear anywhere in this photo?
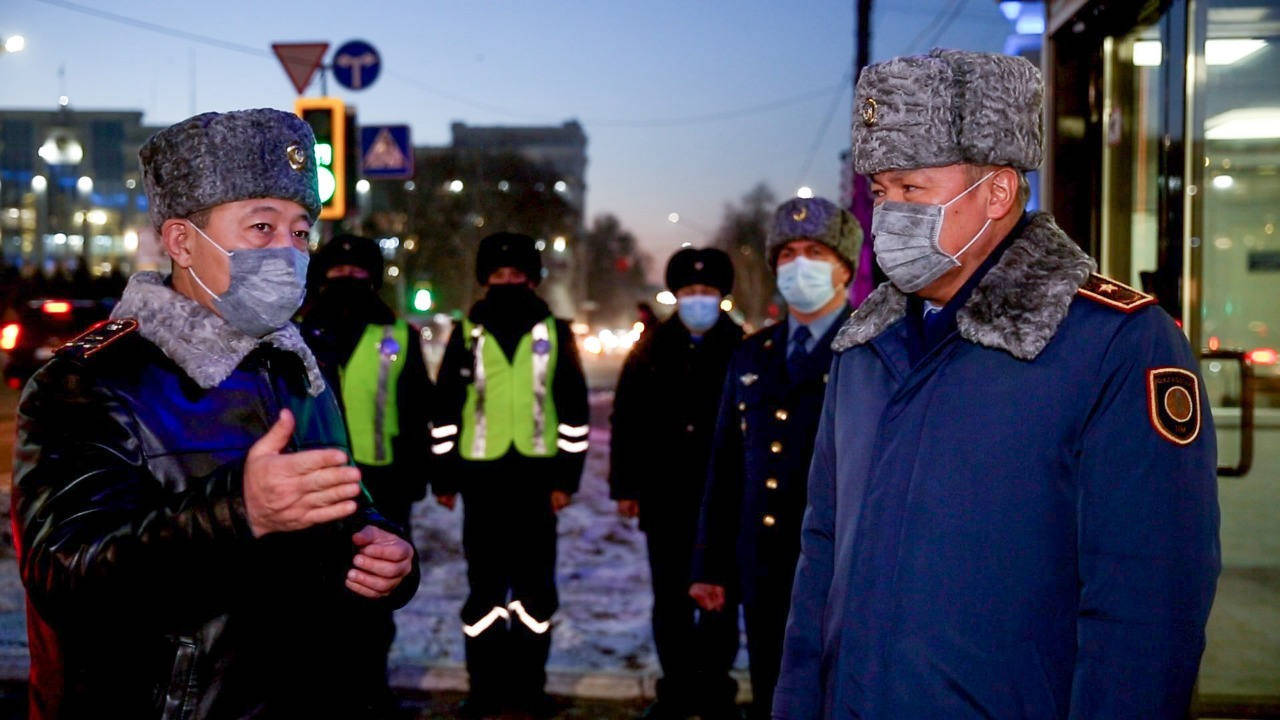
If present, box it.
[691,196,860,719]
[610,247,743,720]
[297,232,436,717]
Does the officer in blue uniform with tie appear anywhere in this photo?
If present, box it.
[691,196,860,720]
[774,49,1219,720]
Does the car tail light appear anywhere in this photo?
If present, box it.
[0,323,19,351]
[42,300,71,315]
[1247,347,1278,366]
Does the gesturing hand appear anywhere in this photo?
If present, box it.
[347,525,415,599]
[243,409,362,538]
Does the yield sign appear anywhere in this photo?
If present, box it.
[271,42,329,94]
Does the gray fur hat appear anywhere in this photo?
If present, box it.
[766,196,861,270]
[139,108,321,230]
[852,49,1043,176]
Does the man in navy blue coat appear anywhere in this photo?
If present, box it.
[691,196,860,720]
[774,49,1220,719]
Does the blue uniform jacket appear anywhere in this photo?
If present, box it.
[692,306,851,605]
[774,212,1220,719]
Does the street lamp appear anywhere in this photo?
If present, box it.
[2,35,25,54]
[667,211,712,239]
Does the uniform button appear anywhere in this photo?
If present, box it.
[738,401,746,412]
[762,514,776,527]
[770,441,783,454]
[775,408,788,421]
[686,424,695,433]
[765,478,779,490]
[740,420,748,433]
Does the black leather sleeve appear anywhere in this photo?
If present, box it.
[12,358,256,631]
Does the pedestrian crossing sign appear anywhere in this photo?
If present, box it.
[359,125,414,179]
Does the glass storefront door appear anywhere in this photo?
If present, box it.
[1089,1,1280,713]
[1188,1,1280,711]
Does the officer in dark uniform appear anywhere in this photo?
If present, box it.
[691,196,860,720]
[610,247,743,720]
[297,233,435,714]
[11,108,419,719]
[431,232,590,718]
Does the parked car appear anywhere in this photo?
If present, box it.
[0,296,115,388]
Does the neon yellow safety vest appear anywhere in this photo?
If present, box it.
[459,317,559,460]
[339,320,409,466]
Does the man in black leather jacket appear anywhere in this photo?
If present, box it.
[11,109,420,719]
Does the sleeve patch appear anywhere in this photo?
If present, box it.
[1077,274,1157,313]
[1147,367,1201,446]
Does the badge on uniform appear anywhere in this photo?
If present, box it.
[740,372,759,386]
[1147,368,1201,445]
[379,337,400,358]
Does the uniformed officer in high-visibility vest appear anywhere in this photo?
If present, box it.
[432,231,590,718]
[297,233,435,714]
[690,196,861,720]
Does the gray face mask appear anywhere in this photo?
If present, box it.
[871,171,994,294]
[187,222,309,338]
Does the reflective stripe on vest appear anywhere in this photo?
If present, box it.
[340,320,409,466]
[460,317,559,460]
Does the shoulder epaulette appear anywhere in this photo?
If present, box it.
[1076,274,1156,313]
[56,318,139,360]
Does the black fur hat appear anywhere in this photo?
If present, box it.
[475,232,542,286]
[664,247,734,295]
[313,234,384,289]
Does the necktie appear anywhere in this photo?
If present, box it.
[787,325,811,378]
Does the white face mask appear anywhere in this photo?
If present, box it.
[871,171,995,294]
[187,223,310,338]
[776,255,838,313]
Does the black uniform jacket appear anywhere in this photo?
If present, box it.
[691,306,850,604]
[609,313,743,532]
[431,291,590,496]
[12,326,420,719]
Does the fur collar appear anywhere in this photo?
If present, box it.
[111,272,326,395]
[832,212,1096,360]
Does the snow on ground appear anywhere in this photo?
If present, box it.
[0,387,748,690]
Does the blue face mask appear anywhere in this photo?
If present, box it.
[776,255,838,313]
[676,294,721,335]
[187,222,310,338]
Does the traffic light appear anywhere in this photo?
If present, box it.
[294,97,346,220]
[411,281,434,313]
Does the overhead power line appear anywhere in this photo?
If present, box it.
[30,0,849,129]
[32,0,268,56]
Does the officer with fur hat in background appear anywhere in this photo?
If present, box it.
[775,50,1219,719]
[610,247,743,720]
[690,195,860,720]
[297,232,436,715]
[431,231,589,718]
[12,109,419,719]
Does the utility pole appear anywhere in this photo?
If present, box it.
[849,0,881,305]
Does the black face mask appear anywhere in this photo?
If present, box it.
[320,276,378,298]
[485,282,535,305]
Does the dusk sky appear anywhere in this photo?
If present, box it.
[1,0,1014,268]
